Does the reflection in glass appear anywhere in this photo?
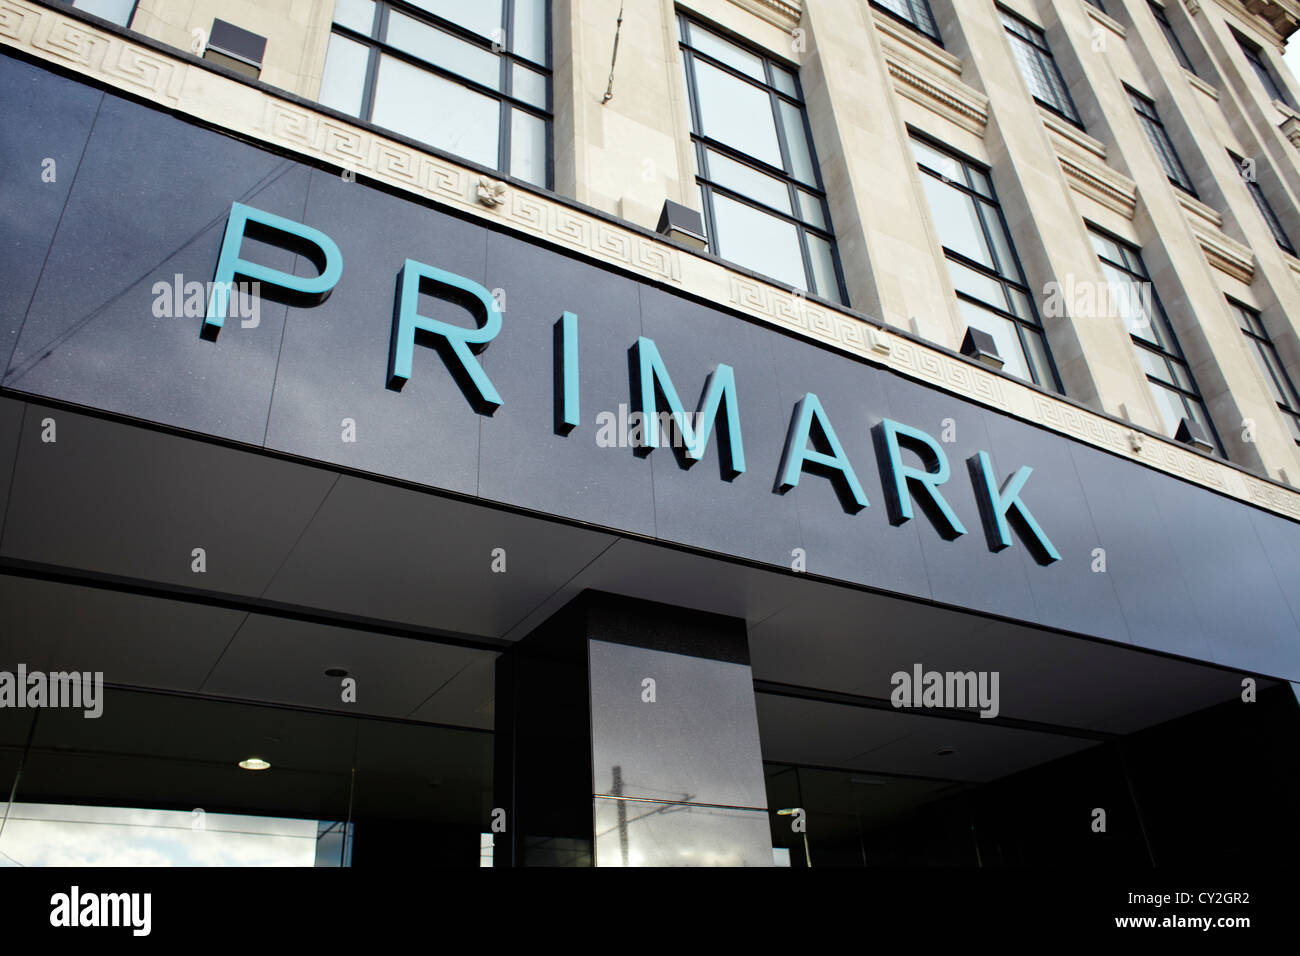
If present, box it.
[711,193,805,290]
[692,60,783,167]
[372,55,500,169]
[318,34,370,117]
[386,11,501,89]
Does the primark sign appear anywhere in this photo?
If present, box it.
[203,203,1060,566]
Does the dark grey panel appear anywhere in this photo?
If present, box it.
[6,92,299,446]
[982,412,1128,642]
[264,169,486,496]
[0,397,23,536]
[0,53,102,378]
[1149,470,1299,675]
[638,286,804,567]
[765,333,931,597]
[1069,443,1215,660]
[880,376,1037,624]
[1249,507,1300,635]
[588,638,768,808]
[476,229,655,534]
[0,405,336,596]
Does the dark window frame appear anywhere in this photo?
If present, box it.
[1148,1,1196,74]
[869,0,943,46]
[62,0,139,28]
[1234,30,1294,108]
[678,12,848,305]
[1089,224,1224,454]
[1230,299,1300,445]
[1000,6,1085,129]
[323,0,553,187]
[913,132,1065,393]
[1229,150,1297,255]
[1127,86,1197,197]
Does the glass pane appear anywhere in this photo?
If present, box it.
[779,100,817,184]
[1101,265,1158,343]
[512,63,547,107]
[1022,327,1056,388]
[1089,231,1123,263]
[1006,286,1033,320]
[806,233,842,303]
[1256,346,1292,406]
[772,66,798,98]
[710,192,806,290]
[980,201,1018,276]
[1136,346,1176,385]
[372,55,500,170]
[1148,381,1188,435]
[911,139,963,182]
[948,260,1008,310]
[968,168,993,198]
[921,175,993,267]
[797,189,826,229]
[691,59,782,167]
[686,23,766,80]
[512,0,548,64]
[409,0,503,41]
[387,11,501,89]
[706,150,791,213]
[318,33,370,117]
[510,107,547,186]
[958,300,1031,380]
[333,0,375,34]
[72,0,135,25]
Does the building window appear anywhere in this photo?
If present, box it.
[912,136,1062,391]
[679,15,846,304]
[317,0,551,188]
[1001,7,1084,128]
[1235,31,1293,108]
[63,0,136,26]
[1127,87,1197,196]
[1230,151,1297,255]
[1231,300,1300,445]
[1089,227,1223,452]
[871,0,942,45]
[1148,2,1195,74]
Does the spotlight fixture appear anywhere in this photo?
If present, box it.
[238,756,271,771]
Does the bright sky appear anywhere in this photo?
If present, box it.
[1284,39,1300,89]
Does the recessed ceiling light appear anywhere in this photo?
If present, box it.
[238,757,271,771]
[934,747,958,757]
[324,667,349,678]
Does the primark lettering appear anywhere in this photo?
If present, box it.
[204,202,1060,565]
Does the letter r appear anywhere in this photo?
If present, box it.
[205,202,343,339]
[388,259,503,410]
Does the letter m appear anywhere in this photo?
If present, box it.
[631,336,745,477]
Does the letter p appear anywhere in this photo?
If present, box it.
[205,202,342,339]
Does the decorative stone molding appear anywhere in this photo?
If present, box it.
[1040,106,1108,160]
[1,0,1297,521]
[1186,70,1220,99]
[1057,151,1139,219]
[1281,113,1300,148]
[873,9,988,136]
[476,176,507,207]
[1177,191,1258,282]
[726,0,801,31]
[1084,2,1128,38]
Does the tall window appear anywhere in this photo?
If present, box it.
[318,0,550,188]
[679,15,846,304]
[1089,227,1222,452]
[1230,151,1297,255]
[1235,31,1294,108]
[1148,2,1196,74]
[913,137,1062,391]
[1001,8,1084,128]
[871,0,942,45]
[1231,300,1300,445]
[1127,88,1197,196]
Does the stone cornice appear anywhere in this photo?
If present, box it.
[874,11,989,136]
[1177,191,1259,282]
[726,0,801,31]
[1,0,1297,522]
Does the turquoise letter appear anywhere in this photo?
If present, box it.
[968,451,1060,564]
[632,336,744,477]
[874,418,966,539]
[778,393,868,512]
[557,311,579,431]
[205,202,342,339]
[388,259,503,410]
